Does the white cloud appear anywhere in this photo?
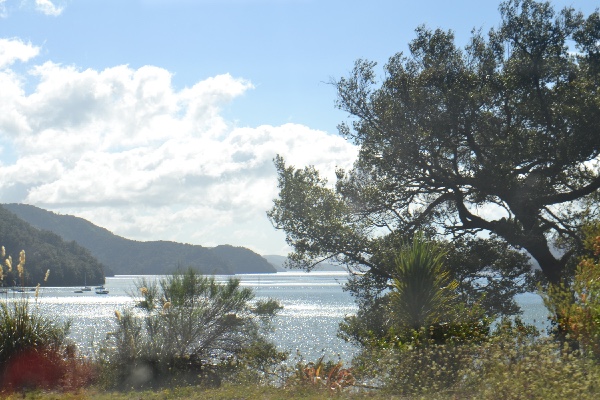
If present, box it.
[0,38,357,255]
[0,38,39,69]
[34,0,63,16]
[0,1,64,17]
[0,0,7,18]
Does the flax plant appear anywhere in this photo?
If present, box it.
[391,233,459,331]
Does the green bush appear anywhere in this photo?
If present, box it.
[100,269,285,390]
[0,244,93,393]
[349,233,492,350]
[0,299,76,391]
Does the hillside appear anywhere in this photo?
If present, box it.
[0,205,106,286]
[3,204,276,276]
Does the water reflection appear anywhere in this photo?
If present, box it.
[4,271,550,362]
[6,272,358,361]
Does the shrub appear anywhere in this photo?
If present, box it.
[0,299,75,391]
[543,222,600,358]
[0,246,94,392]
[100,269,284,389]
[363,233,492,349]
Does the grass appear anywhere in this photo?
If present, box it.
[0,385,404,400]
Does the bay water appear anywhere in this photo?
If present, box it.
[4,271,549,362]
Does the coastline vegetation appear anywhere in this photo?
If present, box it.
[2,224,600,398]
[0,0,599,398]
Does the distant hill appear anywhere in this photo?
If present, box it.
[263,255,346,272]
[3,204,276,276]
[0,205,106,286]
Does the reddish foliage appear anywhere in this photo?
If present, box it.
[1,347,97,393]
[2,348,62,390]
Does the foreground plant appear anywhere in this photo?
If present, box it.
[288,356,355,393]
[101,269,285,389]
[0,245,94,392]
[543,222,600,357]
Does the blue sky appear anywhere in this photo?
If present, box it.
[0,0,596,256]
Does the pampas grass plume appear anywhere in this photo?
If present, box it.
[17,250,25,278]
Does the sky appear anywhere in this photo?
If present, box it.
[0,0,597,256]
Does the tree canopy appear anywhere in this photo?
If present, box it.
[269,0,600,287]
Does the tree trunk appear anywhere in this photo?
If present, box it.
[521,239,565,285]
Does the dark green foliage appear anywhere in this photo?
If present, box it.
[0,300,70,366]
[101,269,284,390]
[4,203,276,275]
[339,234,491,349]
[333,0,600,284]
[445,236,537,316]
[0,205,105,286]
[269,0,600,298]
[391,233,459,331]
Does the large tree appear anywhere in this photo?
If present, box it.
[269,0,600,287]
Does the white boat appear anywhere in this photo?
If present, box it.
[81,275,91,291]
[95,288,109,294]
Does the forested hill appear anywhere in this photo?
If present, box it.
[3,203,276,276]
[0,205,106,287]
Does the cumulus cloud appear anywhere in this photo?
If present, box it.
[0,38,357,255]
[0,38,39,69]
[0,0,64,17]
[34,0,63,16]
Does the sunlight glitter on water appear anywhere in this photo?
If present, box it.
[8,272,359,361]
[4,272,550,362]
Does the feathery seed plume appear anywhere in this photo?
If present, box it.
[140,287,148,296]
[17,250,25,278]
[44,269,50,282]
[1,246,4,257]
[115,310,122,321]
[35,283,40,300]
[5,256,12,272]
[163,302,171,311]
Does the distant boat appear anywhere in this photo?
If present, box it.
[81,274,91,291]
[95,288,109,295]
[74,289,84,293]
